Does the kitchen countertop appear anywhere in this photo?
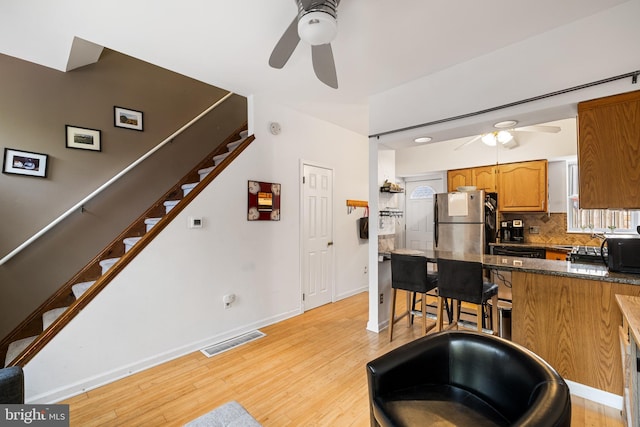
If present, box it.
[391,248,640,285]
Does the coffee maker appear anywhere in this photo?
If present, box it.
[511,219,524,243]
[499,220,512,242]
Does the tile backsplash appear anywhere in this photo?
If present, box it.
[500,212,601,246]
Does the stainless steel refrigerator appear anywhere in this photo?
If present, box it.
[434,190,497,254]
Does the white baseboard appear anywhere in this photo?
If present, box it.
[565,379,623,410]
[335,287,368,302]
[25,308,302,404]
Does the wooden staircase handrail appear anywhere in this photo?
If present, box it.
[0,91,235,267]
[2,123,254,368]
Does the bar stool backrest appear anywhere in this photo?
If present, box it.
[436,258,484,304]
[391,254,433,294]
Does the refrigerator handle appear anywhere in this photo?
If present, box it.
[434,198,439,248]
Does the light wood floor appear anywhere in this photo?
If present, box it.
[61,291,624,426]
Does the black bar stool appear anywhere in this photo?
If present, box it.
[435,258,499,335]
[389,253,438,341]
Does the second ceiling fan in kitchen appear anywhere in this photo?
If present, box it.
[455,122,561,151]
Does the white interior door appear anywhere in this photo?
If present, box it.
[405,178,443,250]
[302,164,334,311]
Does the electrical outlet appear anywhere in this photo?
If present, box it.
[223,293,236,309]
[364,266,368,274]
[529,226,540,234]
[379,293,384,304]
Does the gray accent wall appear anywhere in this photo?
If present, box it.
[0,50,247,338]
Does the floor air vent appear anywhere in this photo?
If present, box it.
[200,330,266,358]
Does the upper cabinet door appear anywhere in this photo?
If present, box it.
[447,168,472,192]
[578,90,640,209]
[472,165,497,193]
[498,160,548,212]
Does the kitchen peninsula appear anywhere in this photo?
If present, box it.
[392,248,640,399]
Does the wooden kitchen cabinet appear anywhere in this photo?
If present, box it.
[497,159,548,212]
[472,165,497,193]
[447,168,472,192]
[447,166,496,192]
[447,161,546,212]
[578,90,640,209]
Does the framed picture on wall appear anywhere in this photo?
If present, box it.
[65,125,101,151]
[248,180,281,221]
[2,147,49,178]
[114,106,143,131]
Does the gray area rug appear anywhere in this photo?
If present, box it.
[184,401,262,427]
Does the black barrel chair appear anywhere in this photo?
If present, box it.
[367,330,571,427]
[0,366,24,404]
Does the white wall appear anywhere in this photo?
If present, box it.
[23,98,369,403]
[370,0,640,142]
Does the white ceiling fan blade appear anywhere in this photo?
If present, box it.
[455,134,482,151]
[514,125,561,133]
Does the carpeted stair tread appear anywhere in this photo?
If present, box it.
[5,336,37,367]
[123,236,142,252]
[144,217,162,232]
[198,166,216,181]
[72,281,95,299]
[99,257,120,274]
[163,200,179,213]
[226,139,243,151]
[43,307,68,330]
[213,152,229,165]
[181,182,198,196]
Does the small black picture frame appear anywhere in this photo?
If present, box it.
[114,106,143,131]
[65,125,102,151]
[2,147,49,178]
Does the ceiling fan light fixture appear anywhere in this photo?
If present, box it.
[497,130,513,144]
[298,11,338,45]
[481,133,497,146]
[494,120,518,129]
[414,136,432,143]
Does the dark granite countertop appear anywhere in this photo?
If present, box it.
[391,248,640,285]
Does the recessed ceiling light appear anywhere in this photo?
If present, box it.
[494,120,518,129]
[414,136,432,143]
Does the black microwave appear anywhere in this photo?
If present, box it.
[606,236,640,274]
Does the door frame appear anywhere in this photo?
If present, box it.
[299,160,335,312]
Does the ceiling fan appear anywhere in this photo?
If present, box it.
[455,123,561,151]
[269,0,340,89]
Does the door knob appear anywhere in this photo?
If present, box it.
[327,241,334,246]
